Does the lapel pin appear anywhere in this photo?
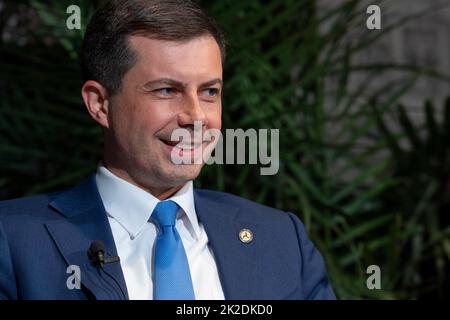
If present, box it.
[239,228,253,243]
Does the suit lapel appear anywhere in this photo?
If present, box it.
[44,176,274,300]
[46,175,129,300]
[194,191,263,300]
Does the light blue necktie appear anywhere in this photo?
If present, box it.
[150,200,195,300]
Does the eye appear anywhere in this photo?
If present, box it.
[202,88,220,98]
[154,87,176,96]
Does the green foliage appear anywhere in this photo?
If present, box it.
[0,0,448,299]
[372,98,450,298]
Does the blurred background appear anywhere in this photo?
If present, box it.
[0,0,449,299]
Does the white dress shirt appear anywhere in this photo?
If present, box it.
[95,166,225,300]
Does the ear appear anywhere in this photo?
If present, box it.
[81,80,111,129]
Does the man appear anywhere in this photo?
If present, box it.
[0,0,335,300]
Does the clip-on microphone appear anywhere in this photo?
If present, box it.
[87,240,120,267]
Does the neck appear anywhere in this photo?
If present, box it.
[102,162,184,200]
[155,185,184,200]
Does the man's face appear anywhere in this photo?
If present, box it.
[105,35,222,191]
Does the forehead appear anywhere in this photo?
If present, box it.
[127,35,222,79]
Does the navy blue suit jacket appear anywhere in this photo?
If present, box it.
[0,174,335,300]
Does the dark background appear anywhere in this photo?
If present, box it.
[0,0,449,299]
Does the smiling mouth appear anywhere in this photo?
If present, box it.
[159,138,203,150]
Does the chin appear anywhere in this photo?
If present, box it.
[161,163,203,185]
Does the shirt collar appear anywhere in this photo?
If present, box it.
[95,165,201,240]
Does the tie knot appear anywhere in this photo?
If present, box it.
[151,200,180,228]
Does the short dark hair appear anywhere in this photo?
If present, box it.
[81,0,226,95]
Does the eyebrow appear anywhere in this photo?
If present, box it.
[141,78,223,90]
[199,78,223,88]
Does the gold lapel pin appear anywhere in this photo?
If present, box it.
[239,228,253,243]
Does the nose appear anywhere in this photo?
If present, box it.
[177,93,208,128]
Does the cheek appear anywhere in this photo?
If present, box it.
[109,92,137,131]
[110,105,153,149]
[129,99,172,134]
[206,106,222,130]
